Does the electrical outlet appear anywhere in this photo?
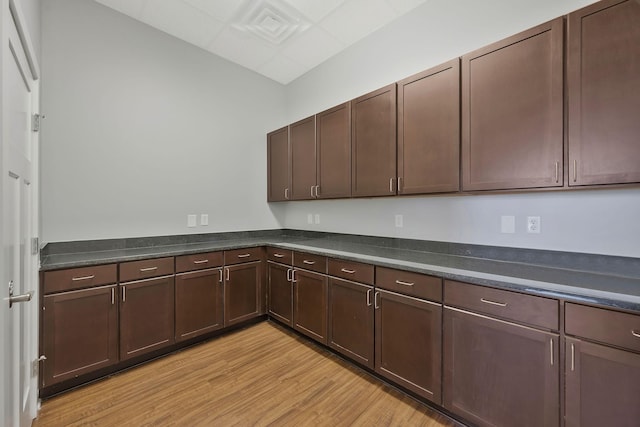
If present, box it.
[527,216,541,234]
[187,214,197,228]
[395,214,403,228]
[200,214,209,226]
[314,214,320,224]
[307,213,313,225]
[501,216,515,234]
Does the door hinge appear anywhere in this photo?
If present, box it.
[32,113,45,132]
[31,237,39,255]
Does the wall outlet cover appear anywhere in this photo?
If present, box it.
[187,214,197,228]
[314,214,320,224]
[395,214,403,228]
[307,213,313,224]
[527,216,541,234]
[200,214,209,226]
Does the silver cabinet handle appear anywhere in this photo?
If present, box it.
[374,291,380,309]
[273,253,285,258]
[122,286,126,302]
[111,288,115,305]
[72,275,95,281]
[310,186,315,198]
[140,266,158,272]
[9,291,33,308]
[193,259,209,264]
[550,339,554,366]
[480,298,507,307]
[314,185,320,198]
[291,270,297,283]
[397,177,402,193]
[395,280,414,287]
[632,330,640,339]
[555,161,559,183]
[303,260,315,265]
[225,268,230,281]
[570,343,575,371]
[286,268,292,282]
[389,178,395,193]
[219,269,223,283]
[341,268,355,274]
[284,188,289,200]
[237,254,251,258]
[573,160,578,182]
[366,289,372,306]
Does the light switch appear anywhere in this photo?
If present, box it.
[187,214,197,228]
[200,214,209,226]
[395,214,403,228]
[307,213,313,224]
[314,214,320,224]
[501,216,515,234]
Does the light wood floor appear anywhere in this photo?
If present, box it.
[34,321,457,426]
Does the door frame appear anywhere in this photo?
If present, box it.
[1,0,40,425]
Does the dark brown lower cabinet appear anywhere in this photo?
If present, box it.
[328,277,374,368]
[119,276,175,361]
[293,269,328,344]
[565,337,640,427]
[443,307,559,427]
[267,261,293,326]
[375,289,442,403]
[42,285,118,387]
[175,268,223,342]
[224,261,262,327]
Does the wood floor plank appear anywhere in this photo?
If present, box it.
[34,322,457,426]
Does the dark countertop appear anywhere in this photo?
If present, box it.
[40,230,640,313]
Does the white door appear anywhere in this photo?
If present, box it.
[1,0,40,426]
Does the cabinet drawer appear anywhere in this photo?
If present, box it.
[120,257,174,282]
[266,247,292,264]
[293,251,327,273]
[444,280,558,331]
[328,259,374,284]
[176,251,223,273]
[224,247,262,265]
[43,264,118,294]
[376,267,442,302]
[566,303,640,353]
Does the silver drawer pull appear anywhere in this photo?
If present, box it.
[303,260,315,265]
[480,298,507,307]
[193,260,209,264]
[273,253,285,258]
[72,275,95,281]
[341,268,356,274]
[632,330,640,339]
[395,280,414,287]
[140,266,158,272]
[237,254,251,258]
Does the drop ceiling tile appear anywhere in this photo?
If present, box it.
[94,0,148,18]
[280,0,346,22]
[140,0,224,48]
[385,0,428,15]
[208,27,280,70]
[281,27,344,69]
[320,0,397,45]
[257,55,309,84]
[181,0,242,22]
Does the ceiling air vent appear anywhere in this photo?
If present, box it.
[233,0,311,45]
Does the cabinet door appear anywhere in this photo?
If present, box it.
[224,261,261,326]
[267,262,293,326]
[120,276,175,361]
[443,307,559,427]
[42,285,118,387]
[375,289,442,403]
[293,269,328,344]
[316,102,351,199]
[290,116,317,200]
[267,126,290,201]
[398,59,460,194]
[567,0,640,186]
[351,84,397,197]
[565,338,640,427]
[328,277,374,368]
[461,18,564,191]
[175,268,223,342]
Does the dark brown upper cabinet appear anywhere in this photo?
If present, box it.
[290,116,317,200]
[461,18,564,191]
[351,84,397,197]
[267,126,290,202]
[397,59,460,195]
[316,102,352,199]
[567,0,640,186]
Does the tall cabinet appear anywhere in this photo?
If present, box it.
[567,0,640,186]
[267,126,290,201]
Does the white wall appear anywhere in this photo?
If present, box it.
[41,0,286,243]
[274,0,640,258]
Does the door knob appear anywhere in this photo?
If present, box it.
[8,280,34,308]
